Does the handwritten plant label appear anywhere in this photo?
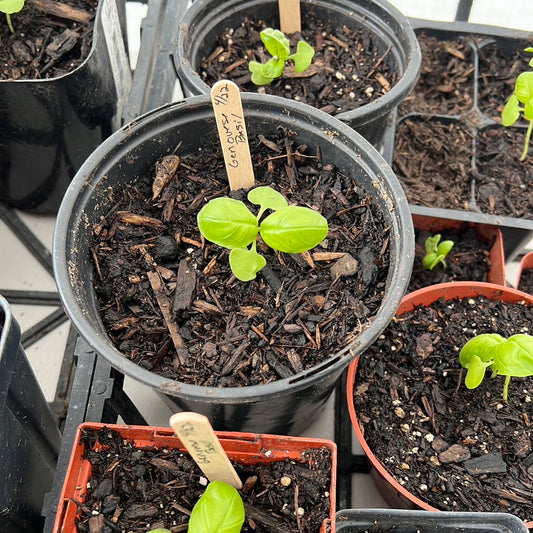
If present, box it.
[169,412,243,489]
[211,80,255,191]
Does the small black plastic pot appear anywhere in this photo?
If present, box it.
[53,93,414,435]
[174,0,421,148]
[0,0,131,214]
[0,294,62,533]
[335,509,530,533]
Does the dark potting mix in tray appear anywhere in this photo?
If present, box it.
[408,225,495,293]
[518,268,533,295]
[353,296,533,523]
[75,427,332,533]
[199,13,398,116]
[392,32,533,220]
[90,127,391,386]
[0,0,97,80]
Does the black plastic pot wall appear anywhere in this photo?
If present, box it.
[0,0,131,214]
[382,20,533,261]
[0,295,62,533]
[174,0,421,148]
[335,509,530,533]
[52,93,414,435]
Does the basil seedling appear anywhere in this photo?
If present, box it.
[459,333,533,401]
[248,28,315,85]
[501,47,533,161]
[197,186,328,281]
[0,0,24,33]
[422,234,454,270]
[187,481,245,533]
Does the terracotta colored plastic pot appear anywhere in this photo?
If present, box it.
[53,422,337,533]
[412,214,505,286]
[346,281,533,529]
[515,251,533,292]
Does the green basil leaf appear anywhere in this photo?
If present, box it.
[436,240,454,257]
[464,354,492,390]
[197,197,258,249]
[259,205,328,253]
[247,186,288,212]
[459,333,504,369]
[0,0,24,14]
[524,97,533,121]
[501,94,521,127]
[187,481,245,533]
[515,71,533,104]
[260,28,290,60]
[421,252,438,270]
[229,247,267,281]
[288,40,315,72]
[424,234,440,255]
[494,334,533,377]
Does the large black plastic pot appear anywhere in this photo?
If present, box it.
[0,295,62,533]
[335,509,530,533]
[53,93,414,435]
[0,0,131,214]
[174,0,420,148]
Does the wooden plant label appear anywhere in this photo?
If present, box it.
[169,412,243,489]
[210,80,255,191]
[278,0,301,34]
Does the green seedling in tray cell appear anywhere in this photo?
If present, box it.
[145,481,244,533]
[501,47,533,161]
[197,186,328,281]
[422,234,454,271]
[249,28,315,85]
[459,333,533,401]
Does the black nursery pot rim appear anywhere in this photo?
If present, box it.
[53,92,414,400]
[175,0,421,126]
[0,1,104,84]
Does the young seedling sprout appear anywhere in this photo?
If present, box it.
[145,482,244,533]
[422,234,454,271]
[248,28,315,85]
[459,333,533,401]
[197,185,328,281]
[501,47,533,161]
[187,481,245,533]
[0,0,24,33]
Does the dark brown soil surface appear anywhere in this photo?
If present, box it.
[518,268,533,294]
[75,427,332,533]
[90,128,391,387]
[398,33,474,116]
[0,0,96,80]
[408,225,494,293]
[352,295,533,523]
[392,117,474,210]
[200,14,398,116]
[474,126,533,219]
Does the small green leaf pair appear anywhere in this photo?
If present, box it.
[146,481,245,533]
[249,28,315,85]
[197,186,328,281]
[501,47,533,161]
[459,333,533,401]
[422,234,454,270]
[0,0,24,33]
